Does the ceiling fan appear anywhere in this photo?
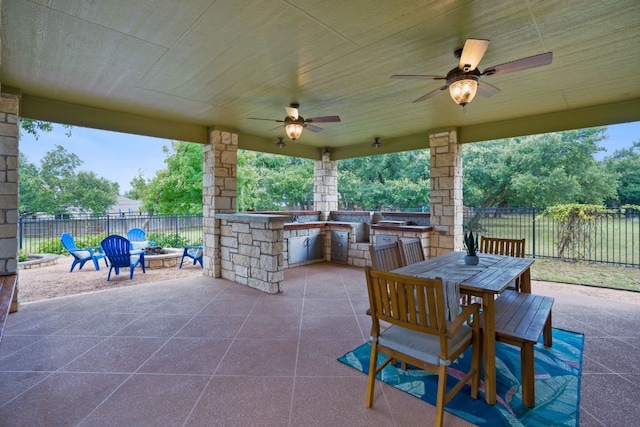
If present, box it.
[248,103,341,140]
[391,39,553,106]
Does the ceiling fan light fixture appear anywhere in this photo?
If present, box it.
[449,78,478,106]
[372,137,382,148]
[276,137,286,148]
[284,117,304,140]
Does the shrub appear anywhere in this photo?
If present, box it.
[148,232,194,248]
[37,234,108,255]
[541,204,613,260]
[38,238,65,255]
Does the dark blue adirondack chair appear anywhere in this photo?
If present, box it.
[179,245,203,268]
[100,235,146,281]
[60,233,108,272]
[126,228,155,250]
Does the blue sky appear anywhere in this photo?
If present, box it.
[20,121,640,194]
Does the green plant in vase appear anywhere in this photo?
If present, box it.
[463,230,479,265]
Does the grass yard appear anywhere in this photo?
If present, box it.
[531,257,640,292]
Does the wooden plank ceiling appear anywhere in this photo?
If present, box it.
[2,0,639,159]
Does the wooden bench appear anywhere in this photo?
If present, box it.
[0,274,18,343]
[491,290,554,408]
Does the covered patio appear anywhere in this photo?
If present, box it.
[1,263,639,426]
[1,3,640,424]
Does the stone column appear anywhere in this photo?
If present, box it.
[313,149,338,221]
[0,93,20,312]
[202,129,237,278]
[429,130,463,257]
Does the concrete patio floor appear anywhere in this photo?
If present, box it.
[1,262,639,426]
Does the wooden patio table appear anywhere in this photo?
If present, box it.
[392,251,534,405]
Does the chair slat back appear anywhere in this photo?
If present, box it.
[399,237,425,266]
[60,233,79,252]
[480,237,525,258]
[126,228,147,242]
[101,235,133,268]
[369,242,403,272]
[365,267,445,337]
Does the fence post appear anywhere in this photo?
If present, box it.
[175,214,179,247]
[106,215,110,236]
[532,207,536,258]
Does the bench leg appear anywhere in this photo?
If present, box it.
[543,311,553,347]
[521,343,535,408]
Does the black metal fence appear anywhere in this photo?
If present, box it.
[20,208,640,267]
[464,207,640,267]
[19,214,203,254]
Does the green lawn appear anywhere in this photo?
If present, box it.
[531,257,640,292]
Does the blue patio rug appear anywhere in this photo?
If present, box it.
[338,328,583,426]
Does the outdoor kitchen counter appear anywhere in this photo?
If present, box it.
[370,223,432,232]
[283,221,353,230]
[216,213,292,294]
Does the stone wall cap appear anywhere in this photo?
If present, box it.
[217,213,292,223]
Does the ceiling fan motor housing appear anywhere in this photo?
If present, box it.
[446,67,480,85]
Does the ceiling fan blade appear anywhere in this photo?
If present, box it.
[459,38,490,72]
[391,74,446,80]
[285,106,299,120]
[306,115,341,123]
[482,52,553,76]
[248,117,284,122]
[269,124,284,132]
[477,81,501,98]
[304,124,324,133]
[412,86,448,103]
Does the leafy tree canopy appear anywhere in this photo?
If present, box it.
[138,142,204,215]
[19,145,118,215]
[20,119,72,139]
[338,151,430,210]
[602,140,640,206]
[463,128,618,208]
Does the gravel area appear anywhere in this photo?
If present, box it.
[17,255,203,303]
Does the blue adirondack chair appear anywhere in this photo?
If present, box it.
[100,235,146,281]
[126,228,155,250]
[179,245,203,268]
[60,233,108,272]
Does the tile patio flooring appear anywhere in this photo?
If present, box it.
[1,262,639,426]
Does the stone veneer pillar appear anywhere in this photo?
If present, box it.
[0,93,20,312]
[202,129,237,278]
[429,130,463,257]
[313,150,338,220]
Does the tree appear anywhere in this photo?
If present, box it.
[19,119,72,139]
[463,129,618,208]
[71,171,120,215]
[238,152,314,211]
[124,171,150,201]
[142,142,204,214]
[18,145,118,215]
[18,153,46,215]
[603,140,640,206]
[338,151,430,210]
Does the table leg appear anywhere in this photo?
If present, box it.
[520,267,531,293]
[483,293,497,405]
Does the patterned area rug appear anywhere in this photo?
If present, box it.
[338,328,583,426]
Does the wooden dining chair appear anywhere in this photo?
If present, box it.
[368,242,403,272]
[480,237,526,291]
[364,267,481,427]
[480,236,525,258]
[398,237,425,266]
